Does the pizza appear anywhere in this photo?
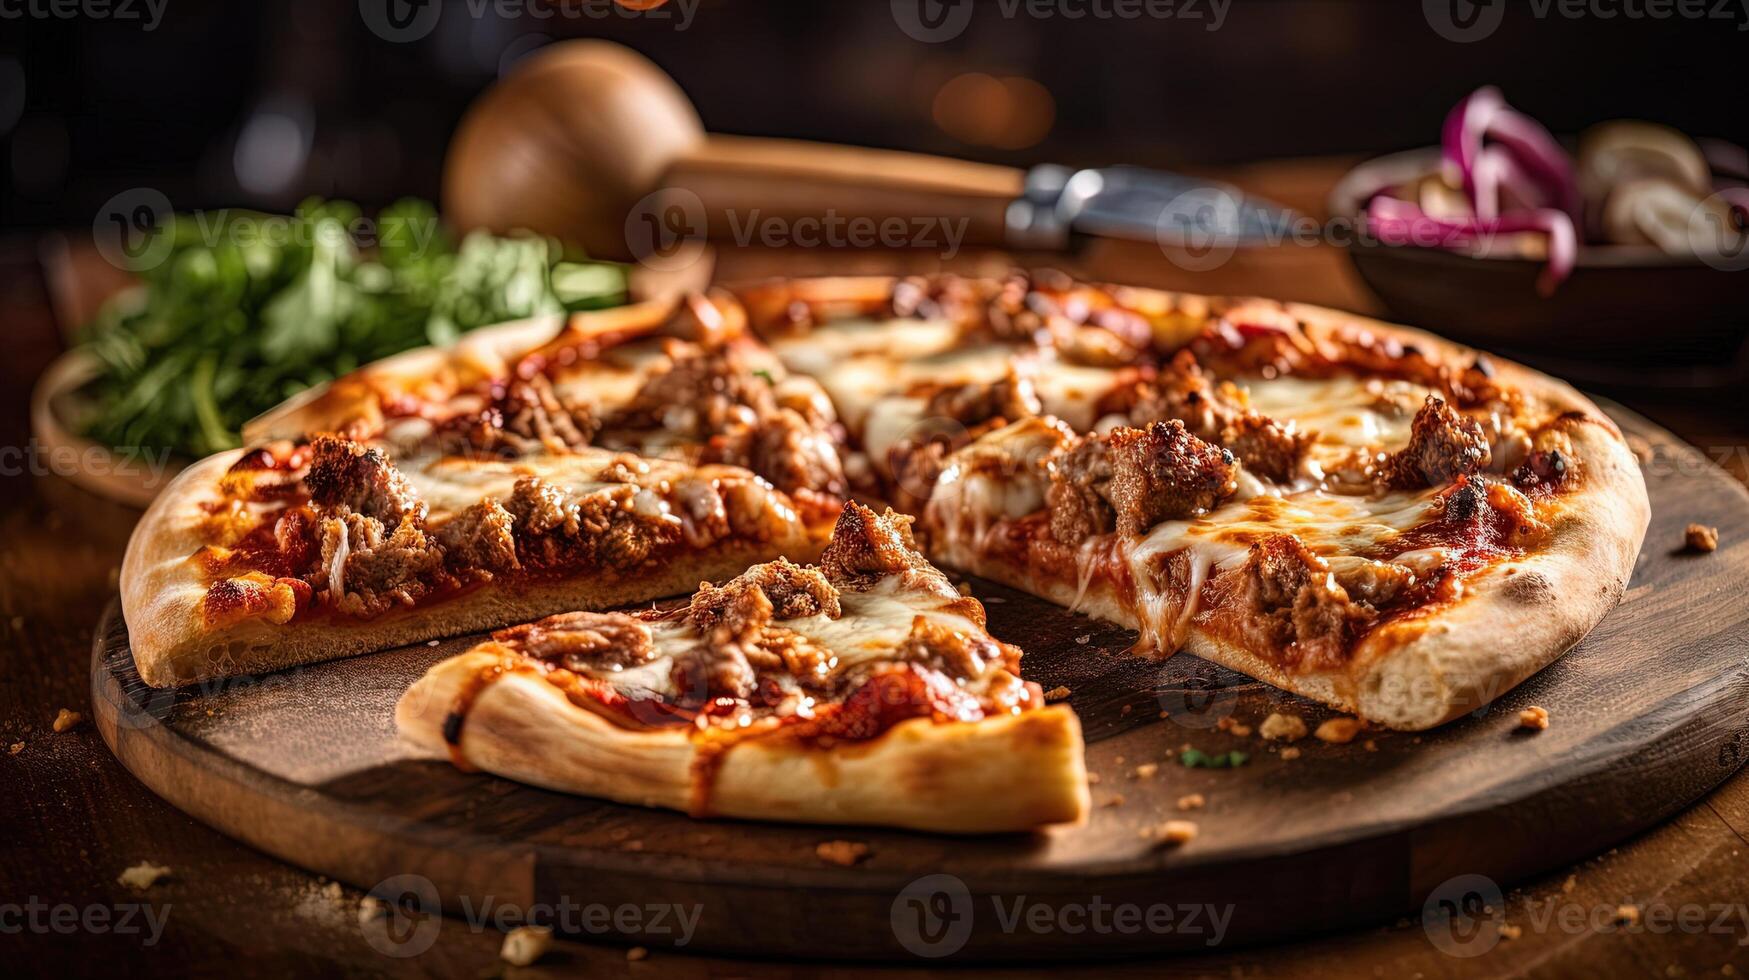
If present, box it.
[121,292,849,687]
[737,273,1649,730]
[119,270,1649,830]
[396,503,1088,833]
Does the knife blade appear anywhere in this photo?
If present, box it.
[1006,164,1298,251]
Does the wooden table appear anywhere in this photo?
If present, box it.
[6,160,1748,977]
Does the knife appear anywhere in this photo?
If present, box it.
[442,42,1299,263]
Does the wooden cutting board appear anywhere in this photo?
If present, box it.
[90,407,1749,962]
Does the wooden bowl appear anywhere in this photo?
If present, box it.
[1329,148,1749,388]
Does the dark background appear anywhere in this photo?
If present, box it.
[2,0,1747,231]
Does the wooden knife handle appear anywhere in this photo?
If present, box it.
[664,135,1025,249]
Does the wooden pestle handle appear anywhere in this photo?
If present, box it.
[663,135,1025,249]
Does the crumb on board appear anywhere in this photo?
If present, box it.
[1364,739,1379,753]
[1176,793,1206,811]
[500,925,554,966]
[1616,904,1641,927]
[1314,717,1362,744]
[8,742,21,756]
[358,896,385,925]
[1133,762,1159,779]
[117,862,172,891]
[1499,923,1523,940]
[626,946,649,962]
[1685,523,1719,553]
[1260,713,1307,742]
[1101,794,1125,808]
[1216,717,1253,738]
[815,840,871,867]
[1562,875,1577,895]
[1121,704,1133,716]
[321,881,343,902]
[1279,746,1302,761]
[1519,706,1551,731]
[1075,634,1092,645]
[1085,771,1100,785]
[52,708,84,733]
[1142,820,1199,846]
[1043,686,1072,702]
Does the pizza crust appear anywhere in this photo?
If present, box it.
[121,451,820,688]
[395,651,1090,834]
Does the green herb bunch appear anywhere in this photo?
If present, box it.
[78,198,626,457]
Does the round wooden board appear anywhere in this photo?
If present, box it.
[91,407,1749,962]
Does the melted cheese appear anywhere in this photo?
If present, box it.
[392,448,691,522]
[572,575,988,703]
[1239,375,1433,464]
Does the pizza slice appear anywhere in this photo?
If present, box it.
[121,293,848,687]
[395,504,1088,833]
[738,274,1649,731]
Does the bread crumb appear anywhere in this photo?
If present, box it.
[117,862,172,890]
[1075,634,1092,645]
[500,925,553,966]
[1101,794,1125,808]
[1216,717,1254,737]
[427,639,441,647]
[358,896,385,925]
[1315,717,1362,744]
[1133,762,1158,779]
[1279,746,1302,761]
[52,708,84,733]
[1685,524,1719,553]
[1562,875,1576,894]
[1085,771,1100,785]
[1121,704,1133,716]
[1499,923,1523,940]
[7,742,21,755]
[626,946,649,962]
[1043,686,1072,702]
[815,840,870,867]
[322,881,343,901]
[1176,793,1206,811]
[1364,739,1379,752]
[1616,904,1641,926]
[1519,706,1550,731]
[1260,713,1307,742]
[1143,820,1199,845]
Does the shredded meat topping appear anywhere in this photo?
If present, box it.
[689,558,841,631]
[1385,395,1492,489]
[923,366,1042,428]
[434,499,518,577]
[818,503,923,585]
[496,611,655,671]
[1239,534,1369,667]
[1045,421,1236,543]
[893,615,1016,682]
[496,374,598,453]
[315,512,446,617]
[1125,352,1309,482]
[743,407,847,497]
[305,436,425,525]
[616,341,776,436]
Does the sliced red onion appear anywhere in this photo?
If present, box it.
[1367,196,1577,296]
[1441,86,1581,222]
